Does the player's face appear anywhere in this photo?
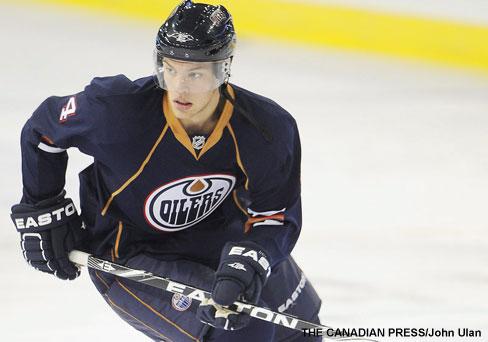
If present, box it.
[164,59,220,119]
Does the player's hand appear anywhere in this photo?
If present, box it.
[197,241,271,330]
[197,297,249,331]
[10,191,85,280]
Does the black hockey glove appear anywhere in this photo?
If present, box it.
[10,192,84,280]
[197,241,271,330]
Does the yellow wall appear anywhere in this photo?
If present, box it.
[14,0,488,73]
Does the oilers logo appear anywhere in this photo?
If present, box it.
[171,293,192,312]
[144,174,235,232]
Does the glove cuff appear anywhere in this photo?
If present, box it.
[11,197,79,233]
[220,241,271,282]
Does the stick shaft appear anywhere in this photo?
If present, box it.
[69,250,328,332]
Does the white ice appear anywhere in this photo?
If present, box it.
[1,3,487,341]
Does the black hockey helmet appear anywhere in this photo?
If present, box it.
[156,0,236,62]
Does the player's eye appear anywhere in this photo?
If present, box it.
[188,72,202,80]
[165,66,176,75]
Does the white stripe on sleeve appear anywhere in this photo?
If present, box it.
[247,208,286,217]
[253,219,284,227]
[38,142,67,153]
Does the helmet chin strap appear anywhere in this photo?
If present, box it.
[222,56,233,83]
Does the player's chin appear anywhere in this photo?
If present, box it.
[173,107,197,119]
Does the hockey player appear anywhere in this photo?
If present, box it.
[10,1,322,341]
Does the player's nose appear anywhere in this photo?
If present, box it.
[173,75,190,93]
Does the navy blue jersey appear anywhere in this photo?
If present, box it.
[19,75,302,269]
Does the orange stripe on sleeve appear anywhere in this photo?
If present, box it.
[244,213,285,233]
[40,135,55,145]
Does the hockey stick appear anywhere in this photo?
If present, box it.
[69,250,379,341]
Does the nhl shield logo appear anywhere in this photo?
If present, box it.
[144,174,236,232]
[172,293,192,311]
[192,136,206,150]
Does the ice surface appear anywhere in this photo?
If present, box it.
[1,3,487,341]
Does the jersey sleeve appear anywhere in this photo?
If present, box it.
[20,91,96,204]
[19,75,139,204]
[243,116,302,267]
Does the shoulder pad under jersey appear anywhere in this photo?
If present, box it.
[230,84,297,146]
[84,74,156,99]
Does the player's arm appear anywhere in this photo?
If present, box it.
[199,115,302,330]
[11,93,93,280]
[242,118,302,267]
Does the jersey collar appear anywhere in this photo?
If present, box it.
[162,84,235,160]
